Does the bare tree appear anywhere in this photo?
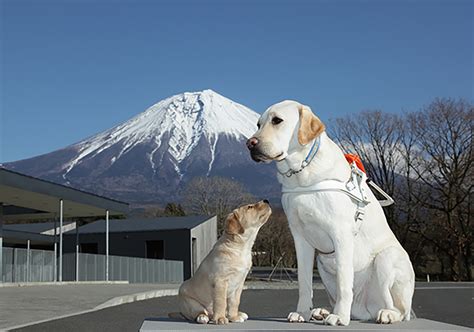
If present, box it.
[407,98,473,281]
[140,202,186,218]
[163,203,186,216]
[395,112,433,270]
[327,99,472,281]
[182,176,254,233]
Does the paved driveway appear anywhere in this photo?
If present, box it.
[0,283,179,330]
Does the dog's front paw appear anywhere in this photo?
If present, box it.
[287,312,305,323]
[213,316,229,325]
[229,312,248,323]
[324,313,350,326]
[195,314,209,324]
[311,308,330,320]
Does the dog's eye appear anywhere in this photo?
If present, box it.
[272,117,283,125]
[257,122,261,129]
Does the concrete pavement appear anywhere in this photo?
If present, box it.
[0,280,302,331]
[2,281,473,331]
[0,282,180,331]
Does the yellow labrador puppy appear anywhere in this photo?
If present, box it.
[169,200,271,324]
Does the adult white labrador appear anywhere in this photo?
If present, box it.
[246,101,414,326]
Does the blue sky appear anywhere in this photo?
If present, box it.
[1,0,472,162]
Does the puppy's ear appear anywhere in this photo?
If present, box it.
[225,211,244,235]
[298,104,325,145]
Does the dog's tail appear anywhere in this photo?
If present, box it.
[168,312,186,320]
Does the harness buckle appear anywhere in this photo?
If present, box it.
[355,208,365,222]
[346,181,356,191]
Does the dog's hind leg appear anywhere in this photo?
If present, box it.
[178,293,211,324]
[375,284,403,324]
[391,277,414,321]
[373,247,415,324]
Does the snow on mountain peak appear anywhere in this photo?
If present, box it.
[62,90,259,178]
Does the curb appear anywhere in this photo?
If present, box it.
[94,288,179,310]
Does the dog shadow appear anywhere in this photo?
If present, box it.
[143,316,345,325]
[145,317,288,327]
[144,316,289,325]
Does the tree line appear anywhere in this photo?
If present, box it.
[331,97,472,281]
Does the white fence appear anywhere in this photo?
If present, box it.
[62,253,183,283]
[2,247,55,283]
[2,248,183,284]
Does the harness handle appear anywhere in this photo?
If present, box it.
[367,180,395,207]
[345,154,395,207]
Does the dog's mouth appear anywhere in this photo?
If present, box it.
[273,152,286,161]
[251,151,285,163]
[258,203,272,223]
[260,208,272,224]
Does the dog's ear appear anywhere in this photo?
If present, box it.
[225,211,244,235]
[298,104,325,145]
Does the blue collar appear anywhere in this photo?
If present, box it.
[278,136,321,178]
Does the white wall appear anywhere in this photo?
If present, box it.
[190,216,217,275]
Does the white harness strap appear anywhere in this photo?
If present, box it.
[282,162,371,234]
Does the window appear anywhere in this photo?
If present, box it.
[80,243,98,254]
[146,240,164,259]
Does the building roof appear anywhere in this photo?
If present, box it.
[0,168,129,221]
[3,221,74,234]
[64,215,215,235]
[2,229,55,244]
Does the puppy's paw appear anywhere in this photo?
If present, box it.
[376,309,401,324]
[324,313,350,326]
[195,314,209,324]
[213,316,229,325]
[311,307,330,320]
[229,312,248,323]
[287,312,305,323]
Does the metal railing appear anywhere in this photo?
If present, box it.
[2,248,183,284]
[62,253,183,283]
[2,247,55,283]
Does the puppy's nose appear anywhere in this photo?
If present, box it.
[263,199,269,204]
[246,137,259,150]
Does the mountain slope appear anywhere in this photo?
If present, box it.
[4,90,279,204]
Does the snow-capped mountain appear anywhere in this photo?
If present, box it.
[4,90,278,204]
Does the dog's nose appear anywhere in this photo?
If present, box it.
[263,199,269,204]
[246,137,259,150]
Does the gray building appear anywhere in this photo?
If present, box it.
[0,167,128,282]
[63,216,217,280]
[1,168,217,283]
